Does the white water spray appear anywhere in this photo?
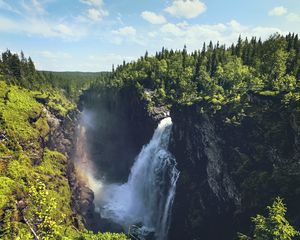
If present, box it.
[74,111,104,202]
[96,117,179,240]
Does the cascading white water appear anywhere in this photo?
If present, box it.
[96,117,179,240]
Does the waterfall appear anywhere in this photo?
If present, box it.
[96,117,180,240]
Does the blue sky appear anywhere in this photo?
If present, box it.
[0,0,299,72]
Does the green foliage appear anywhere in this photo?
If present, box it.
[238,197,300,240]
[35,116,50,139]
[46,91,76,117]
[26,181,63,239]
[0,177,15,210]
[0,50,45,89]
[37,149,67,176]
[0,75,129,239]
[40,71,111,101]
[91,33,299,121]
[0,82,41,144]
[76,231,128,240]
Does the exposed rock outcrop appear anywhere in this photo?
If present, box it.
[169,104,240,240]
[45,106,95,230]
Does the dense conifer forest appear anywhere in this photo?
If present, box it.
[108,33,299,108]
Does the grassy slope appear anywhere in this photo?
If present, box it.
[0,81,126,240]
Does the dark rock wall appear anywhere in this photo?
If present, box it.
[79,85,158,182]
[169,94,300,240]
[169,104,239,240]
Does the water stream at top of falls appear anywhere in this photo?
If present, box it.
[96,117,179,240]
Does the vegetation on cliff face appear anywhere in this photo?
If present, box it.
[0,54,126,239]
[239,198,300,240]
[0,81,76,239]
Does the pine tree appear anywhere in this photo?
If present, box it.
[238,197,300,240]
[235,35,243,57]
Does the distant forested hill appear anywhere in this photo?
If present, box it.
[40,71,110,100]
[0,49,110,100]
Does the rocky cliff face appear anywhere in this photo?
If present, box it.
[169,104,240,240]
[169,93,300,240]
[46,106,95,231]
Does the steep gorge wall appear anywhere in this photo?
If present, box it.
[169,93,300,240]
[169,104,239,240]
[44,104,92,231]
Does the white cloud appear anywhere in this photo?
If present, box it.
[112,26,136,36]
[141,11,166,24]
[267,6,300,24]
[0,16,86,40]
[88,53,134,63]
[39,51,72,60]
[110,26,146,45]
[164,0,206,19]
[34,51,135,72]
[228,20,247,32]
[80,0,108,22]
[21,0,47,16]
[80,0,104,7]
[148,31,158,38]
[268,6,287,16]
[160,23,184,36]
[156,20,284,50]
[286,13,300,22]
[31,0,45,14]
[87,8,108,21]
[54,24,75,37]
